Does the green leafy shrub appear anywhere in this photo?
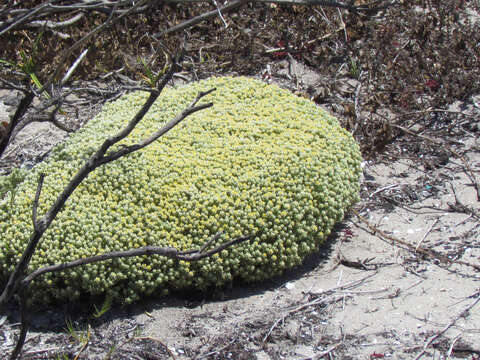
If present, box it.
[0,77,362,304]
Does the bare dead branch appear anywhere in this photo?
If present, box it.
[21,233,251,288]
[11,104,74,140]
[262,273,379,343]
[212,0,228,28]
[0,0,152,157]
[263,294,349,342]
[47,113,75,133]
[0,1,149,33]
[31,173,45,232]
[449,149,480,202]
[60,48,89,85]
[1,60,220,360]
[1,2,138,156]
[8,287,28,360]
[0,2,50,36]
[1,94,75,148]
[108,335,177,360]
[98,87,215,164]
[447,183,480,219]
[308,272,378,297]
[48,29,71,40]
[199,231,223,253]
[24,12,84,29]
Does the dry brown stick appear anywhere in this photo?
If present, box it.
[352,209,480,272]
[0,0,143,32]
[415,218,439,251]
[262,274,377,343]
[390,122,451,146]
[264,26,343,54]
[391,107,478,121]
[21,234,251,287]
[212,0,228,27]
[0,2,50,36]
[414,292,480,360]
[448,183,480,219]
[28,112,74,132]
[197,337,238,359]
[97,87,216,164]
[61,48,89,85]
[0,78,29,92]
[31,173,45,232]
[447,335,461,359]
[447,148,480,202]
[352,75,363,136]
[11,104,75,142]
[24,12,84,29]
[199,231,223,253]
[8,287,29,360]
[101,331,178,359]
[21,347,62,357]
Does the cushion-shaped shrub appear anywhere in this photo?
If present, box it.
[0,77,362,304]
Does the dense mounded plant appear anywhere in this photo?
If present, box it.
[0,77,361,304]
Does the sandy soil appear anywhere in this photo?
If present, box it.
[0,75,479,359]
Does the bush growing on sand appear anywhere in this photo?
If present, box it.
[0,77,361,304]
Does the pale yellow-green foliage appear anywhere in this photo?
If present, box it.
[0,77,362,304]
